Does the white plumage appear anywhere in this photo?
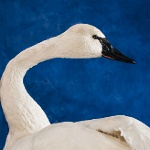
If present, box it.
[0,24,150,150]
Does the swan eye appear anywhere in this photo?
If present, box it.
[92,35,99,40]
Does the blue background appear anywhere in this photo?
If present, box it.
[0,0,150,149]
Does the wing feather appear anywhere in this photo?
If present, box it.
[78,115,150,150]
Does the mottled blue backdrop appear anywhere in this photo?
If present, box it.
[0,0,150,149]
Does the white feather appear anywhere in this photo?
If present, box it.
[78,115,150,150]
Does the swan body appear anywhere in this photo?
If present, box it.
[0,24,150,150]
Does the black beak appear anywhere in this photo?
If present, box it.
[100,38,135,64]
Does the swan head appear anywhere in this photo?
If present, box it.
[58,24,135,64]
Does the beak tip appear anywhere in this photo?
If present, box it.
[129,59,135,64]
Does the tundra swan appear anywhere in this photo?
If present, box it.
[1,24,150,150]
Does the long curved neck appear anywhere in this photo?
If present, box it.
[1,38,61,142]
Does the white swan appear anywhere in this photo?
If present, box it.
[1,24,150,150]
